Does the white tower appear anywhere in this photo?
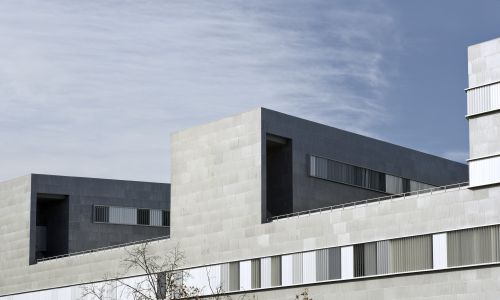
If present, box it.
[467,38,500,187]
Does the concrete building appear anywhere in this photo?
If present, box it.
[0,37,499,299]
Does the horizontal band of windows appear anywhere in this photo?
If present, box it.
[93,205,169,227]
[178,224,500,296]
[9,260,500,300]
[309,155,434,194]
[11,224,500,299]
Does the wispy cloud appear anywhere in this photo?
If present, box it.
[0,0,398,182]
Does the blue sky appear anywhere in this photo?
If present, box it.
[0,0,499,182]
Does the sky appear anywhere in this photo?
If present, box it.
[0,0,499,183]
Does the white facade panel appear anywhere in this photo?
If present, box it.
[302,251,316,283]
[260,257,272,288]
[109,207,137,225]
[432,233,448,269]
[341,246,354,279]
[281,254,293,286]
[239,260,251,291]
[470,156,500,187]
[150,209,162,226]
[467,82,500,116]
[386,174,403,194]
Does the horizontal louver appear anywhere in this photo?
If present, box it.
[93,205,169,227]
[309,155,434,194]
[467,82,500,116]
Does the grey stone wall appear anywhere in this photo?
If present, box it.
[0,176,31,279]
[469,113,500,158]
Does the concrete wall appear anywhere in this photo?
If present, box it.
[170,108,263,258]
[261,108,468,213]
[0,176,32,280]
[29,174,170,263]
[469,113,500,159]
[468,37,500,88]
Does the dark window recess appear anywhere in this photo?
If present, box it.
[353,242,377,277]
[265,134,293,219]
[35,194,69,261]
[162,210,170,227]
[94,206,109,223]
[403,178,411,193]
[137,209,150,225]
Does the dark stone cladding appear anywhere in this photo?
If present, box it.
[261,108,468,218]
[29,174,170,264]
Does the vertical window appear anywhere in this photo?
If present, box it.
[251,259,261,289]
[292,253,303,284]
[390,235,432,273]
[150,209,162,226]
[94,206,109,223]
[353,242,376,277]
[315,249,328,281]
[447,226,500,267]
[271,256,282,287]
[327,247,341,280]
[229,262,240,291]
[137,209,150,225]
[376,240,390,275]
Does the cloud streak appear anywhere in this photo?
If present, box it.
[0,0,397,182]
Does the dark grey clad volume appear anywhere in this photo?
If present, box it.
[328,247,341,280]
[29,174,170,264]
[261,108,468,220]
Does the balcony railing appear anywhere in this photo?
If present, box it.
[268,182,469,222]
[37,234,170,263]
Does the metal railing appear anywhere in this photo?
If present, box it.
[37,234,170,263]
[268,182,469,222]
